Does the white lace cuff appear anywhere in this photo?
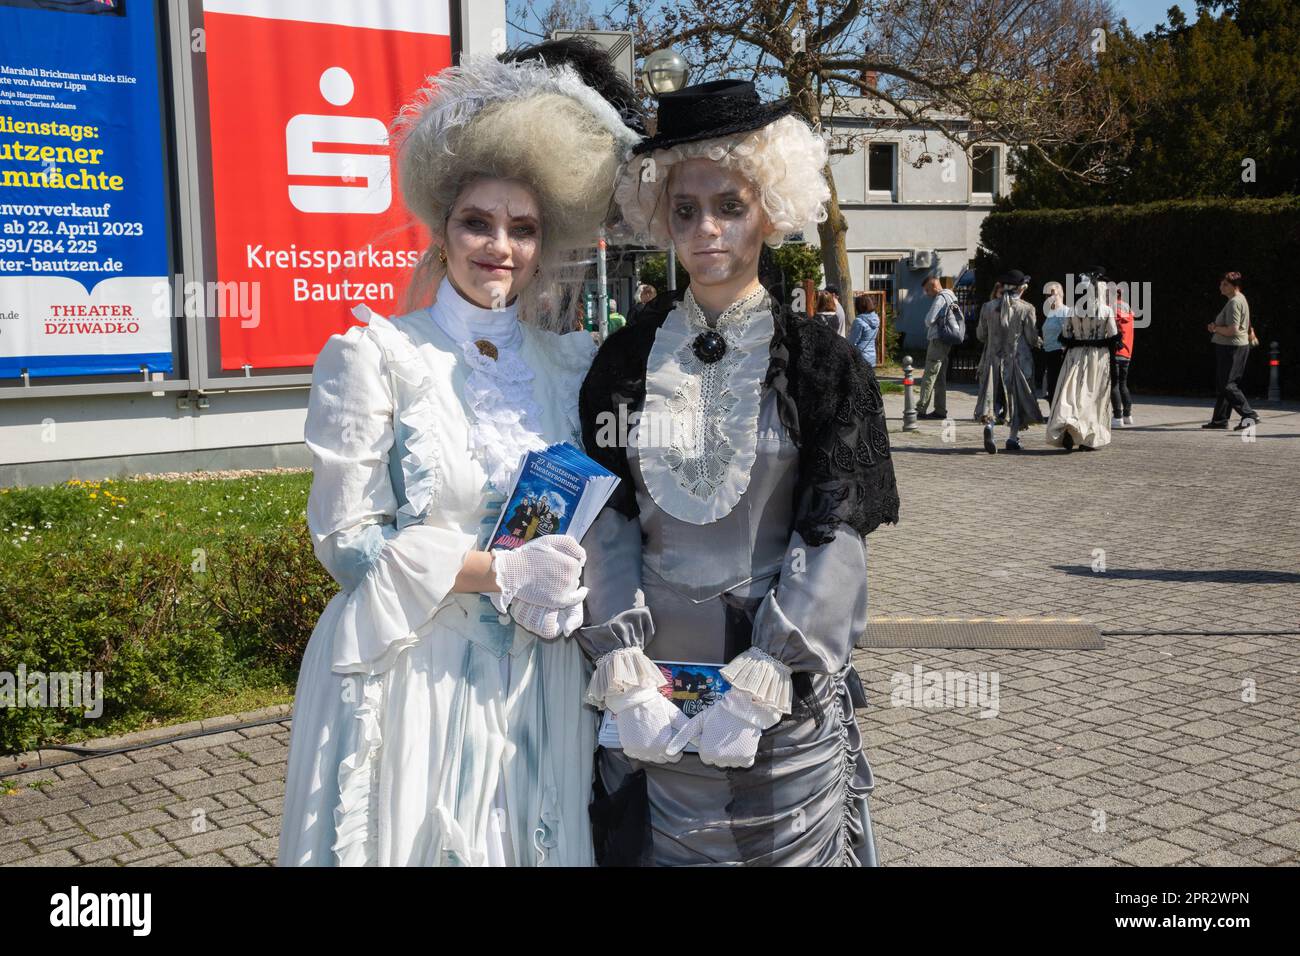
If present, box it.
[584,645,666,709]
[721,646,793,714]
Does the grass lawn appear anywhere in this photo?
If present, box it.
[0,470,323,754]
[1,469,312,553]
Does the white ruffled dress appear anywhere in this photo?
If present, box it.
[277,277,598,866]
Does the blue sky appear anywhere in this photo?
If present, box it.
[1112,0,1184,33]
[510,0,1187,43]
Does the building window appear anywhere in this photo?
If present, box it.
[867,257,898,305]
[971,146,998,198]
[867,142,896,198]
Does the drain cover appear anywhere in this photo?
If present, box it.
[858,618,1103,650]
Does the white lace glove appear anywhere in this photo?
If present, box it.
[508,597,586,641]
[607,685,688,764]
[665,689,783,769]
[489,535,586,613]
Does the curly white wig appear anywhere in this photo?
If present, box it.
[392,54,642,330]
[613,113,830,249]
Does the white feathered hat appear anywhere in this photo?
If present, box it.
[392,40,645,328]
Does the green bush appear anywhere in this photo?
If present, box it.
[0,474,332,754]
[973,197,1300,396]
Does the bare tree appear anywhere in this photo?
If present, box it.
[588,0,1127,321]
[508,0,600,40]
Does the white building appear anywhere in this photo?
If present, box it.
[811,95,1013,346]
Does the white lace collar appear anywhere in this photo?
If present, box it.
[428,276,546,492]
[635,284,773,524]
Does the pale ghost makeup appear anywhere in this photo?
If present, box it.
[666,158,775,309]
[441,177,542,310]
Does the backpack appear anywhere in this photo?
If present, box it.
[936,296,966,345]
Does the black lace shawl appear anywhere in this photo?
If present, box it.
[579,291,900,547]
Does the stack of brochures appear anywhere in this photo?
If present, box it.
[488,442,620,551]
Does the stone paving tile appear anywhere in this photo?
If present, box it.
[2,396,1297,867]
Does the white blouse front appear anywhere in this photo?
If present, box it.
[303,285,593,676]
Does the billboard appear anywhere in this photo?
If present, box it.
[0,0,174,379]
[202,0,452,371]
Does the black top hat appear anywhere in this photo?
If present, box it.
[632,79,794,155]
[996,268,1028,287]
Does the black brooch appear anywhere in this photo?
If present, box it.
[692,330,727,363]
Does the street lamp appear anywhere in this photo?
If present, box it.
[642,48,689,95]
[641,49,690,290]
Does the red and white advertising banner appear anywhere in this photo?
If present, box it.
[202,0,452,370]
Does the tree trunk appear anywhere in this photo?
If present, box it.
[817,161,856,324]
[791,75,856,327]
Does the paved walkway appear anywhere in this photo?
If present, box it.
[3,389,1298,866]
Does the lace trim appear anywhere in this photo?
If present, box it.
[457,340,548,492]
[636,286,771,524]
[584,646,666,708]
[720,646,793,714]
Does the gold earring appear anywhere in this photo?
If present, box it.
[437,246,447,264]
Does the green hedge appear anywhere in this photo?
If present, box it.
[973,197,1300,397]
[0,476,333,754]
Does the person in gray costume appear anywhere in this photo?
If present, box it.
[975,268,1045,453]
[576,79,900,866]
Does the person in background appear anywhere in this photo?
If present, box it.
[812,289,843,334]
[1046,268,1118,451]
[987,281,1007,422]
[606,297,626,334]
[916,275,957,420]
[975,269,1043,452]
[1204,271,1260,431]
[626,282,657,326]
[849,291,881,367]
[1041,280,1071,401]
[825,284,846,335]
[1111,287,1135,427]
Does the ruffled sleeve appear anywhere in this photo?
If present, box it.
[573,507,658,707]
[305,316,478,676]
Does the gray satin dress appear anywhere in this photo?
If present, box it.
[577,387,880,866]
[975,295,1046,429]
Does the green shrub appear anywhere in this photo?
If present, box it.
[0,474,332,754]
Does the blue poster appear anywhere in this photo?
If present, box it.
[0,0,173,378]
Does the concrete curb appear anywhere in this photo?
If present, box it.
[1,704,293,777]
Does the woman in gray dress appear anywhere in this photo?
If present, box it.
[576,80,900,866]
[975,269,1045,453]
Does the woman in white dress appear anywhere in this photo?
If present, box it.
[1045,269,1120,451]
[277,41,645,866]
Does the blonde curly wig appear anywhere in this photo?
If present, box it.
[392,54,642,331]
[613,113,830,249]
